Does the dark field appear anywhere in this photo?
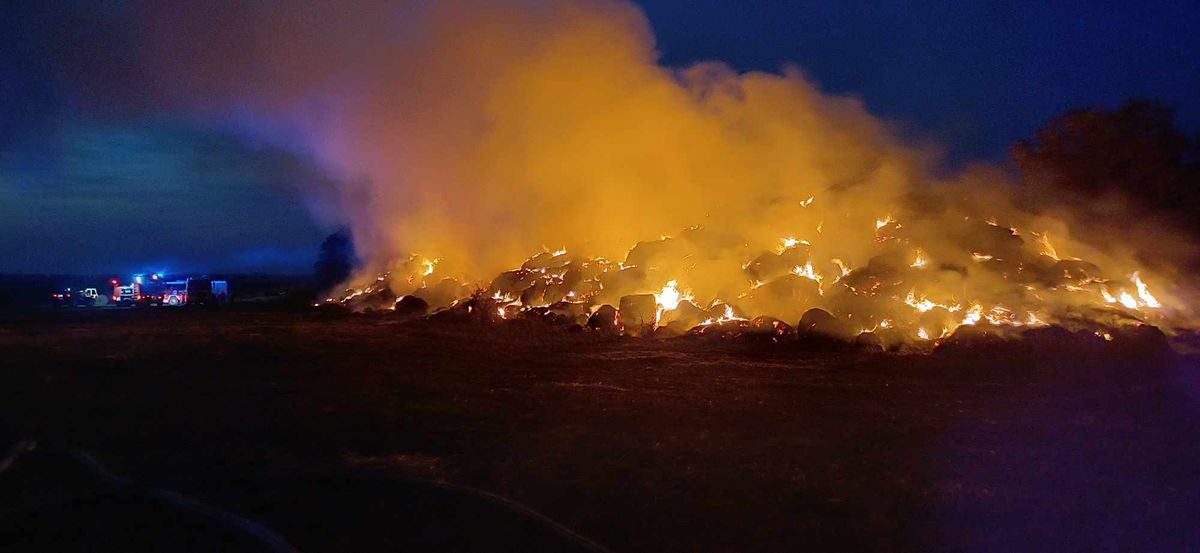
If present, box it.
[2,309,1199,552]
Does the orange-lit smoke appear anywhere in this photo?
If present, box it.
[137,0,1197,336]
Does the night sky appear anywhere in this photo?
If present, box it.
[3,1,1198,274]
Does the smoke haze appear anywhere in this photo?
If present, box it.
[77,0,1198,331]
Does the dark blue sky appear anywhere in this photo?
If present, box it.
[641,0,1200,157]
[2,0,1198,273]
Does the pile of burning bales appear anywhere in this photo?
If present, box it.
[323,218,1184,356]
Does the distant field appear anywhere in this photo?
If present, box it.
[0,274,316,311]
[2,309,1199,552]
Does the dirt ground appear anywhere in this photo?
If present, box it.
[1,308,1198,552]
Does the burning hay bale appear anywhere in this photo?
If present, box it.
[854,331,884,351]
[866,251,910,276]
[749,316,792,338]
[687,319,754,338]
[682,315,790,341]
[704,302,746,322]
[547,301,590,324]
[937,323,1018,350]
[587,304,621,334]
[619,294,658,337]
[510,303,586,327]
[1052,259,1103,282]
[745,247,811,282]
[916,307,957,338]
[427,294,505,325]
[797,308,855,342]
[946,219,1027,265]
[345,288,397,313]
[593,266,648,307]
[624,238,679,270]
[393,295,429,316]
[739,275,822,323]
[522,251,571,271]
[413,278,473,311]
[490,270,538,296]
[519,280,560,308]
[874,327,916,351]
[657,300,708,336]
[514,307,558,325]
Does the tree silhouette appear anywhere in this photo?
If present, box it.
[1013,100,1200,234]
[314,228,359,294]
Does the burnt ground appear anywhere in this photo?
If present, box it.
[1,308,1199,552]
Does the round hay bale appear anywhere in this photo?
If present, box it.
[750,316,792,337]
[1110,324,1173,364]
[854,331,884,351]
[587,304,621,334]
[619,294,658,336]
[660,300,707,330]
[797,308,854,341]
[393,295,429,316]
[740,275,821,323]
[522,251,570,271]
[917,307,956,337]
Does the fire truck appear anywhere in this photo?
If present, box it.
[111,274,230,307]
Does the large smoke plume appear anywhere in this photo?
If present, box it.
[118,0,1194,333]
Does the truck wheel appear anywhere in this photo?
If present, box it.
[167,295,181,306]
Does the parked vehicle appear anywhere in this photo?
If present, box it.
[182,278,230,305]
[113,285,136,307]
[77,288,100,306]
[51,288,102,307]
[109,274,231,307]
[50,289,75,307]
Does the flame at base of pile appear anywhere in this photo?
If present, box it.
[326,213,1187,347]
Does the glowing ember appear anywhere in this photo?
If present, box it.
[961,304,983,326]
[792,263,823,285]
[905,291,936,312]
[1034,232,1060,261]
[910,250,928,268]
[904,290,959,313]
[984,306,1017,326]
[830,259,851,278]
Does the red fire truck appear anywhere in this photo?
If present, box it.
[111,274,230,307]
